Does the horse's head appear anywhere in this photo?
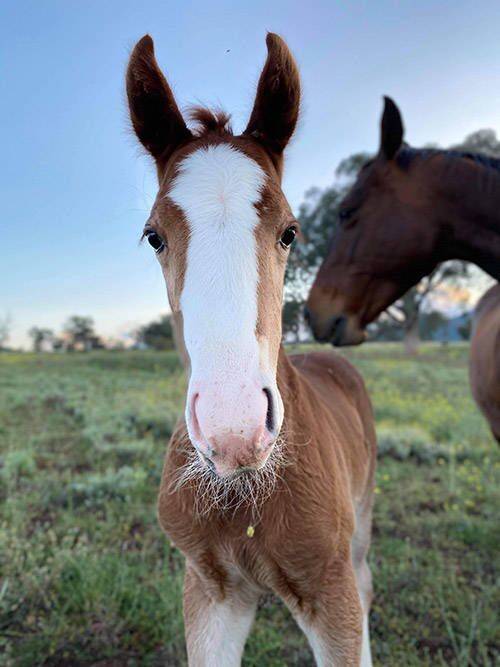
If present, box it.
[306,97,441,345]
[127,34,300,478]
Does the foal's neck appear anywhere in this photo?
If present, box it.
[430,157,500,279]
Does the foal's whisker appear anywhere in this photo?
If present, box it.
[170,430,290,519]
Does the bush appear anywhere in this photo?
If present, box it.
[64,467,148,509]
[377,426,455,464]
[1,449,36,480]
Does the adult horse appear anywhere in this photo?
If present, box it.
[469,284,500,441]
[306,97,500,442]
[127,34,377,665]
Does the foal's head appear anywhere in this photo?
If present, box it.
[127,34,300,478]
[306,97,442,345]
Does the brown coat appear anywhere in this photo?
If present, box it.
[470,284,500,442]
[158,349,376,664]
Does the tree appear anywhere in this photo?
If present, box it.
[458,315,472,341]
[420,310,448,341]
[28,327,54,352]
[0,315,10,350]
[52,337,65,352]
[286,151,373,303]
[452,129,500,157]
[382,261,471,354]
[63,316,101,351]
[335,152,373,180]
[135,314,175,350]
[282,300,303,343]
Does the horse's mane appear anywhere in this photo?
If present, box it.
[188,106,233,138]
[397,145,500,173]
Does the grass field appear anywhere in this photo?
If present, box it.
[0,344,499,666]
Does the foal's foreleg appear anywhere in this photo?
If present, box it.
[354,559,373,667]
[352,501,374,667]
[292,561,363,667]
[183,565,258,667]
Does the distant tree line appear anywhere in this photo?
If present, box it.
[23,314,176,353]
[0,315,11,351]
[28,316,105,352]
[134,315,175,350]
[20,307,470,354]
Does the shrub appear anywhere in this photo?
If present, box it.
[63,467,148,510]
[377,426,455,464]
[1,449,36,480]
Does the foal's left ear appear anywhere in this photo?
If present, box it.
[380,96,404,160]
[244,33,300,160]
[126,35,192,166]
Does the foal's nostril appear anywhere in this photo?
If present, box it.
[263,387,275,433]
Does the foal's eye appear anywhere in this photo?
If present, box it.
[279,226,297,250]
[145,231,165,254]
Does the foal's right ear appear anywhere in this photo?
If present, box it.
[379,96,404,160]
[126,35,192,165]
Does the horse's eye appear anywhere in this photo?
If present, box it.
[338,207,357,224]
[280,226,297,249]
[146,231,165,254]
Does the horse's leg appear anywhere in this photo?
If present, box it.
[353,559,373,667]
[183,565,259,667]
[291,559,363,666]
[352,500,374,667]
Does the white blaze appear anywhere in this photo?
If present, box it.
[169,144,266,377]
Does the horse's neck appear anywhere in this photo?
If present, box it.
[433,162,500,280]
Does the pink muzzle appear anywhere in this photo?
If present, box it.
[187,378,276,477]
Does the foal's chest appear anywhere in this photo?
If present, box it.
[158,443,345,605]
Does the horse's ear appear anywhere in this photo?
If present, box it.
[126,35,192,165]
[380,96,404,160]
[244,33,300,159]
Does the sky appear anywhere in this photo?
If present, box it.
[2,1,500,348]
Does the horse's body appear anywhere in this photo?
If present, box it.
[470,284,500,442]
[127,34,377,665]
[159,350,376,665]
[306,97,500,441]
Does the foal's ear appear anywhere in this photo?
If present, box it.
[379,96,404,160]
[244,33,300,159]
[126,35,192,165]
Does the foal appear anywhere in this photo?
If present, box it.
[127,34,376,665]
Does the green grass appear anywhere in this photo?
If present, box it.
[0,344,499,666]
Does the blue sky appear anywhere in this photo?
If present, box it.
[2,1,500,347]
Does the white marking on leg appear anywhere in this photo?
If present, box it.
[189,597,257,667]
[294,614,342,667]
[360,613,373,667]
